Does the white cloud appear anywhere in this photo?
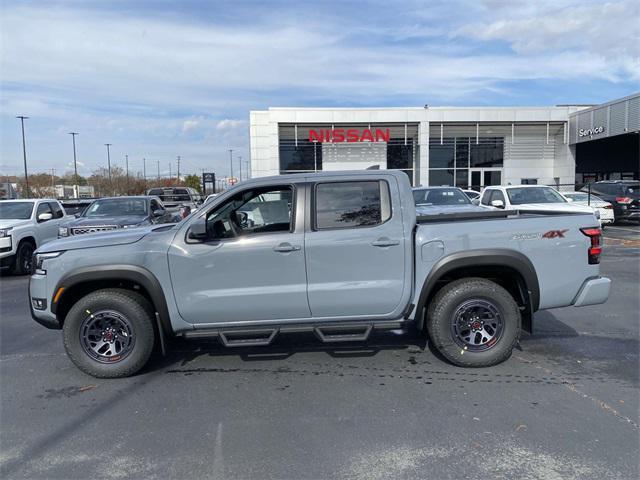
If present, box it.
[182,119,200,134]
[216,119,245,131]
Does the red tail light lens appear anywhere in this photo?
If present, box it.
[604,204,613,209]
[580,227,602,264]
[615,196,632,204]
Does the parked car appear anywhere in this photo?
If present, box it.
[0,199,68,274]
[58,196,174,237]
[30,170,609,378]
[59,198,94,217]
[413,187,486,215]
[580,180,640,223]
[479,185,600,221]
[462,189,481,201]
[145,187,202,211]
[563,192,614,227]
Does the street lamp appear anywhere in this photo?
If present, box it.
[16,116,29,197]
[104,143,112,194]
[68,132,79,198]
[229,149,233,180]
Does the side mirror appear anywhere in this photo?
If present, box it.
[187,218,208,240]
[566,198,574,203]
[152,208,165,217]
[37,212,53,222]
[490,199,505,209]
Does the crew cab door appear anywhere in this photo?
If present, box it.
[305,177,409,318]
[167,183,311,324]
[34,201,62,244]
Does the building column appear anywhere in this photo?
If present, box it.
[417,120,430,186]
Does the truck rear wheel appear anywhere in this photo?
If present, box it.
[426,278,521,367]
[62,289,156,378]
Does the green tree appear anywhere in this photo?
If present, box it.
[184,174,202,193]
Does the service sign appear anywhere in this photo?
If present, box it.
[579,126,605,137]
[309,128,391,143]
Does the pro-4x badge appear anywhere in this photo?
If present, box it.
[542,229,569,239]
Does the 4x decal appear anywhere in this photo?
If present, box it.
[542,229,569,239]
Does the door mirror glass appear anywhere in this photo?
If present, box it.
[37,212,53,222]
[187,218,208,240]
[490,199,505,208]
[152,208,165,217]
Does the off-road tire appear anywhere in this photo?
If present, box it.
[63,289,156,378]
[12,239,35,275]
[426,277,521,367]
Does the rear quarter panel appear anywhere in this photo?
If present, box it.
[413,213,601,311]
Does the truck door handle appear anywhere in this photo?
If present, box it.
[273,242,301,253]
[371,238,400,247]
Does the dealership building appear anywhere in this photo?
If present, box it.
[249,92,639,189]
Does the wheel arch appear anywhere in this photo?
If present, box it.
[52,265,172,338]
[415,249,540,333]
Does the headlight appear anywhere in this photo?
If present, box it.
[0,227,12,237]
[58,227,69,237]
[34,251,64,275]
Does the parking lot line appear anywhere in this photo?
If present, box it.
[606,226,640,234]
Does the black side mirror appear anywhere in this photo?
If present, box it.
[152,208,165,217]
[187,218,208,240]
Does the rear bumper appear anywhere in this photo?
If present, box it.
[572,277,611,307]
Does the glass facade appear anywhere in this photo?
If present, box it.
[429,137,504,187]
[278,124,418,185]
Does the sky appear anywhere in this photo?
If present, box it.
[1,0,638,179]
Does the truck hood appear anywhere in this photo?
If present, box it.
[0,219,30,229]
[62,215,149,228]
[513,203,594,213]
[37,225,162,253]
[415,204,485,215]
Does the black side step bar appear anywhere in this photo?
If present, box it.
[313,324,372,343]
[181,320,407,346]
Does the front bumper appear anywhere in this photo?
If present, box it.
[29,273,61,329]
[572,277,611,307]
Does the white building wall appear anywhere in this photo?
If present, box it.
[249,106,587,186]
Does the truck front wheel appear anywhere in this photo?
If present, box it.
[62,289,156,378]
[426,278,521,367]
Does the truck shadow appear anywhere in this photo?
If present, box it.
[145,329,430,373]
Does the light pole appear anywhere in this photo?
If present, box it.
[176,156,180,181]
[229,149,233,180]
[156,160,160,180]
[125,154,129,194]
[104,143,112,194]
[68,132,79,198]
[16,116,29,197]
[238,155,242,182]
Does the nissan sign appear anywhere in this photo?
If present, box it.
[309,128,391,143]
[579,126,605,137]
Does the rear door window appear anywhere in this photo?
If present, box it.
[314,181,391,230]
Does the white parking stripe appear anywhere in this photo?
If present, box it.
[606,226,640,234]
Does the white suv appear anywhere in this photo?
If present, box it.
[0,199,68,274]
[479,185,600,221]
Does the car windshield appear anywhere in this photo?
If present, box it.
[0,202,34,219]
[83,198,147,217]
[565,193,604,202]
[506,187,566,205]
[413,188,470,206]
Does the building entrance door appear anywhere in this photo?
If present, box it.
[470,169,502,191]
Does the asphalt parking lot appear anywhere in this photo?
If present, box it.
[1,227,638,480]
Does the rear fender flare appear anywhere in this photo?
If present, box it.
[415,249,540,329]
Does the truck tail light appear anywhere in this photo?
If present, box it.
[580,227,602,264]
[615,196,632,204]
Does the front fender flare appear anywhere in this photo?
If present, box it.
[51,264,172,336]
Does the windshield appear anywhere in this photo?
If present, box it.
[84,198,148,217]
[506,187,566,205]
[413,188,471,206]
[624,184,639,194]
[0,202,34,220]
[565,193,604,202]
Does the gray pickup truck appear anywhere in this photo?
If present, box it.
[30,171,611,378]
